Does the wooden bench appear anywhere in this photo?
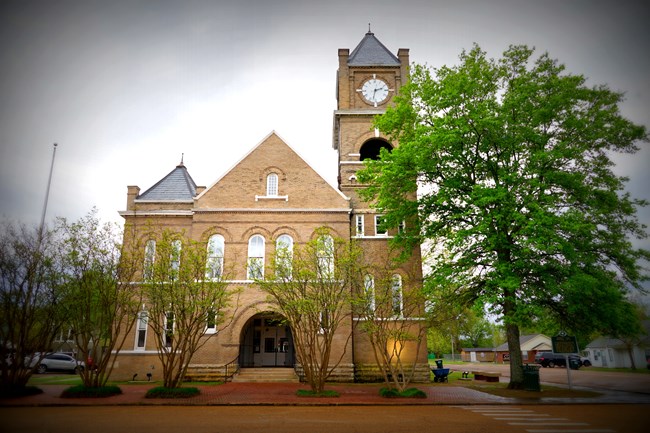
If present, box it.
[472,371,501,382]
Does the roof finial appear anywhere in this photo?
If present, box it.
[367,23,372,35]
[178,153,184,167]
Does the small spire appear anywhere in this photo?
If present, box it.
[178,153,185,167]
[367,23,373,35]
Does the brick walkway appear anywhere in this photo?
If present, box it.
[2,381,649,407]
[1,382,512,406]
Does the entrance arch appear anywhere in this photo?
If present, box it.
[239,312,295,367]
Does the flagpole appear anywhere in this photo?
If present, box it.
[39,143,58,238]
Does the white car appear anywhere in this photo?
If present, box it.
[29,353,85,374]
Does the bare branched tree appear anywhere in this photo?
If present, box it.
[355,262,427,392]
[259,228,364,394]
[54,209,143,388]
[0,221,62,394]
[143,229,238,389]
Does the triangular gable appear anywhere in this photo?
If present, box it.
[348,31,400,67]
[495,334,551,351]
[137,163,197,201]
[195,131,349,209]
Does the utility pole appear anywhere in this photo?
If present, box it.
[39,143,58,239]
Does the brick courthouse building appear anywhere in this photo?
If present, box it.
[114,32,429,383]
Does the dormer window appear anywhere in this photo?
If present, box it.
[266,173,278,196]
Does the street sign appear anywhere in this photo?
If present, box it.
[552,334,578,354]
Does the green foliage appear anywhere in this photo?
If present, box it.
[359,44,649,387]
[296,389,340,398]
[60,384,122,398]
[144,386,200,399]
[379,387,426,398]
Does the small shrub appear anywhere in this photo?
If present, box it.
[0,385,43,399]
[60,385,122,398]
[296,389,340,398]
[145,386,200,399]
[379,387,426,399]
[379,387,400,398]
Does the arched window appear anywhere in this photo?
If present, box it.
[266,173,278,196]
[359,139,393,161]
[364,274,375,313]
[391,274,403,317]
[316,235,334,279]
[206,234,225,279]
[247,235,265,279]
[275,234,293,278]
[143,239,156,280]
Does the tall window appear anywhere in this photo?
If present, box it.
[364,274,375,313]
[316,235,334,279]
[144,239,156,280]
[170,240,182,278]
[206,234,225,279]
[247,235,265,279]
[275,234,293,278]
[391,274,403,317]
[266,173,278,196]
[355,214,364,236]
[135,310,148,350]
[164,311,174,348]
[206,309,217,334]
[375,215,387,236]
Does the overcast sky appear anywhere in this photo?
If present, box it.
[1,0,648,253]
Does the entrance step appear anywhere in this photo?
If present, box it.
[232,367,299,383]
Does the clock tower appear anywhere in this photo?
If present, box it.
[333,30,409,205]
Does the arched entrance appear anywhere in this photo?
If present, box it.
[239,312,295,367]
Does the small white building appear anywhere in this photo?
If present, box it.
[584,336,650,369]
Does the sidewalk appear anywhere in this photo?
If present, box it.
[3,381,650,407]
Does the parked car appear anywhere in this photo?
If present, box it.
[580,356,592,367]
[534,352,581,368]
[28,352,85,374]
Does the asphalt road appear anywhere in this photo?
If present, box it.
[1,404,647,433]
[451,363,650,394]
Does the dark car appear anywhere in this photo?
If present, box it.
[534,352,581,368]
[28,352,85,374]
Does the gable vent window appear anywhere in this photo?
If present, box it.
[266,173,278,196]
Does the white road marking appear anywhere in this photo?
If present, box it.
[460,406,616,433]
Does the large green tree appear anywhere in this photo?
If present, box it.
[359,45,649,388]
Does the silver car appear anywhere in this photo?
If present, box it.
[29,353,85,374]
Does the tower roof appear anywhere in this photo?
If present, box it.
[348,31,401,66]
[137,162,197,201]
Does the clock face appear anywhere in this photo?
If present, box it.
[361,78,389,106]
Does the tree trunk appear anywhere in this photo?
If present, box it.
[505,322,524,389]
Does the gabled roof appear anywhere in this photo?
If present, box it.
[495,334,551,351]
[137,163,197,201]
[348,31,400,67]
[195,131,349,204]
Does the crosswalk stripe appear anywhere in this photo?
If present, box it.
[525,429,615,433]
